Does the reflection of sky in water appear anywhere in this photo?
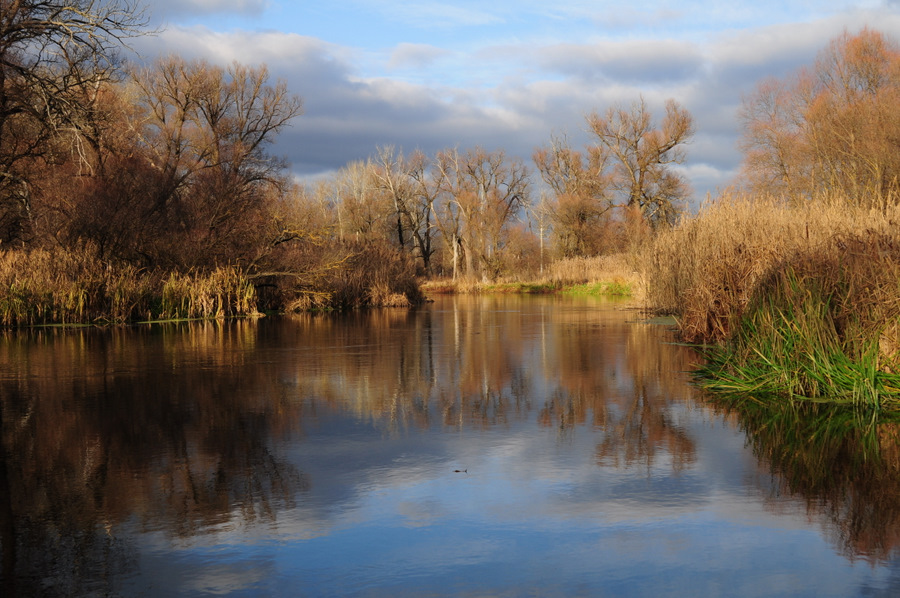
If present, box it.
[124,397,899,597]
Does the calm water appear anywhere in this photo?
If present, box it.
[2,295,900,596]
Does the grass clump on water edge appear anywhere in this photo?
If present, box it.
[646,193,900,409]
[157,266,259,321]
[695,261,900,410]
[562,279,632,297]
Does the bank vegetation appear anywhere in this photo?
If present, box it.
[1,1,691,325]
[646,28,900,408]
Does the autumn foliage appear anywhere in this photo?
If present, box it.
[740,28,900,205]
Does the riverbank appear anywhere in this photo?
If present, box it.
[0,240,423,326]
[421,254,643,300]
[646,193,900,409]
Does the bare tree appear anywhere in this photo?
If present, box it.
[128,56,303,266]
[404,149,438,274]
[435,146,529,280]
[739,28,900,206]
[533,133,614,256]
[738,76,810,198]
[372,146,438,274]
[0,0,149,242]
[372,145,410,250]
[587,97,694,227]
[524,191,554,273]
[332,159,388,242]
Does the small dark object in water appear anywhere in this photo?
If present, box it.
[454,469,467,473]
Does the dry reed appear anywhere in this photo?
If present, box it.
[647,191,900,405]
[646,192,900,343]
[0,246,259,326]
[158,266,259,320]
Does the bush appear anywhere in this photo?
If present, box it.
[259,238,423,312]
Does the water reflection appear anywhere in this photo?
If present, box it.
[0,322,308,596]
[712,396,900,562]
[0,296,898,595]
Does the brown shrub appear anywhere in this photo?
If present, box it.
[259,237,423,311]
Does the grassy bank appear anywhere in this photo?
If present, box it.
[647,193,900,408]
[421,254,642,299]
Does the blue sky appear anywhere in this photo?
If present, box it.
[135,1,900,201]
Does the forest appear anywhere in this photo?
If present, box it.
[4,3,900,405]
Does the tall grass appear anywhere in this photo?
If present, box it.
[647,192,900,406]
[158,266,258,320]
[0,246,259,326]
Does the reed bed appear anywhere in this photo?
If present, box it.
[158,266,259,320]
[647,192,900,407]
[0,247,259,326]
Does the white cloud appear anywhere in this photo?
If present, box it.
[127,6,900,201]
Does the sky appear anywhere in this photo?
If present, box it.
[131,1,900,202]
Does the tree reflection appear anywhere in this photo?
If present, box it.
[0,322,308,596]
[535,303,699,472]
[0,297,708,594]
[281,296,699,472]
[711,396,900,562]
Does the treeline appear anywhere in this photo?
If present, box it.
[0,1,698,324]
[306,97,694,282]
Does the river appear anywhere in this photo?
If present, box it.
[1,295,899,596]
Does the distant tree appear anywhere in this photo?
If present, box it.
[524,191,554,273]
[0,0,149,243]
[435,147,529,280]
[331,159,389,243]
[372,145,412,251]
[586,97,694,227]
[533,133,613,257]
[404,149,438,274]
[370,146,437,274]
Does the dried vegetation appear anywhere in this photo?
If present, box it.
[646,193,900,406]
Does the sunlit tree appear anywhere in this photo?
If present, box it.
[126,56,303,267]
[586,97,694,227]
[739,28,900,206]
[533,133,614,257]
[435,146,529,280]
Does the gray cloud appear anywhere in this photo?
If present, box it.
[128,10,900,202]
[537,40,705,84]
[146,0,269,22]
[388,43,452,70]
